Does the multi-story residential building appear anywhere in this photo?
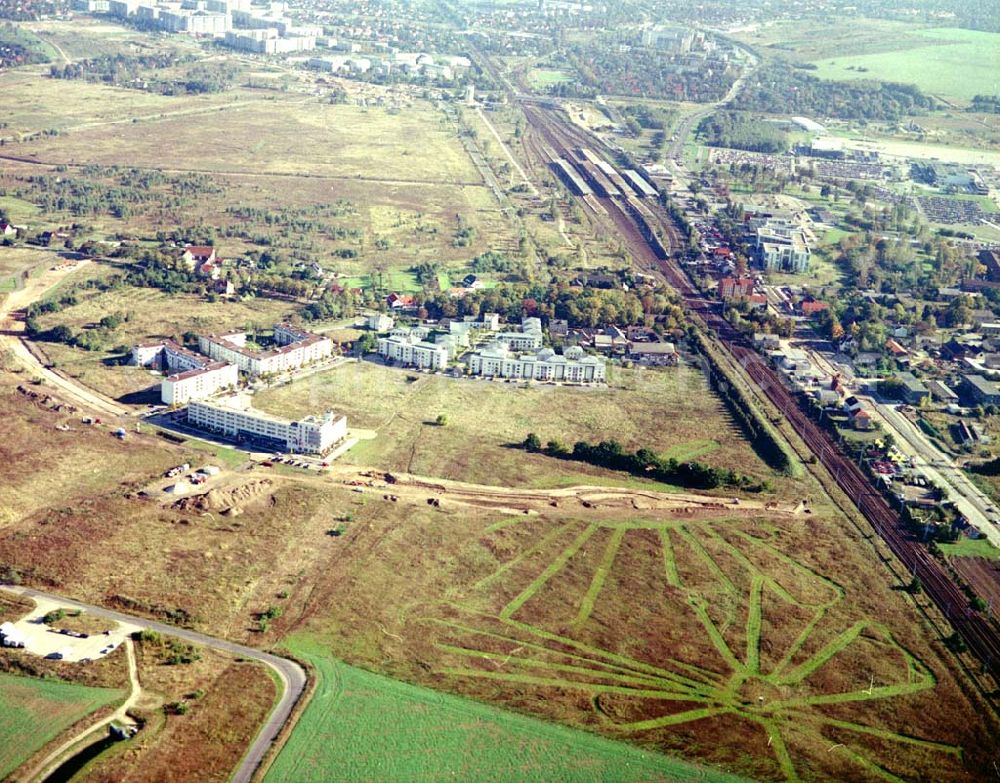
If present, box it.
[495,317,544,351]
[199,325,332,376]
[468,344,606,383]
[377,332,448,369]
[131,339,210,373]
[161,362,238,405]
[187,395,347,454]
[754,219,811,273]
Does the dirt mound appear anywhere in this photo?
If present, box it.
[16,384,78,413]
[171,479,274,515]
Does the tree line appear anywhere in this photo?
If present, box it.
[521,433,766,492]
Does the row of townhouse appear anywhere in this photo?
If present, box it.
[187,395,347,454]
[468,344,606,383]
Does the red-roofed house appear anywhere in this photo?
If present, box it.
[387,293,417,310]
[885,338,909,357]
[718,276,754,301]
[197,261,221,280]
[181,245,217,270]
[800,300,829,317]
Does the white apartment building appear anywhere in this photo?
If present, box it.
[187,395,347,454]
[378,333,448,369]
[366,313,395,332]
[199,325,332,376]
[494,317,544,351]
[132,339,210,372]
[754,218,811,273]
[468,344,606,383]
[161,361,238,405]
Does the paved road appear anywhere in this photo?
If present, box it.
[667,47,759,161]
[791,339,999,546]
[3,586,307,783]
[870,400,1000,546]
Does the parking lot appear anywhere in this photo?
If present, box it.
[0,595,139,663]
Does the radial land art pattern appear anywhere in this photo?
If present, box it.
[417,513,965,782]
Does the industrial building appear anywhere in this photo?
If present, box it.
[468,344,606,383]
[187,395,347,454]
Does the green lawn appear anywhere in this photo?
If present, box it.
[527,68,573,88]
[266,637,750,783]
[809,28,1000,101]
[0,673,123,779]
[940,537,1000,560]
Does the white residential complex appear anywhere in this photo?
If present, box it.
[161,361,238,405]
[187,395,347,454]
[468,344,606,383]
[199,326,332,377]
[495,317,544,351]
[134,324,331,405]
[378,331,449,369]
[754,218,811,273]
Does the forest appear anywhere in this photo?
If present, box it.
[697,111,789,153]
[733,63,936,120]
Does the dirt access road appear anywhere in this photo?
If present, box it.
[0,258,128,418]
[2,586,307,783]
[24,638,142,783]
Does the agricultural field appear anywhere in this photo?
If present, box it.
[808,28,1000,102]
[253,360,792,492]
[0,672,123,779]
[266,637,749,783]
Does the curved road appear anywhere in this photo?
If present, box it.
[3,586,307,783]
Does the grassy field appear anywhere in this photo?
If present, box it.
[809,28,1000,101]
[736,17,937,62]
[77,647,276,783]
[527,68,573,89]
[266,637,750,783]
[12,91,482,183]
[253,360,789,492]
[274,475,994,783]
[0,672,123,779]
[940,537,1000,560]
[32,280,298,401]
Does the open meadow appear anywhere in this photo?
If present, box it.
[266,637,749,783]
[31,280,298,401]
[273,470,996,783]
[0,672,123,779]
[808,28,999,102]
[253,360,792,492]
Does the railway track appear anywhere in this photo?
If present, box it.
[520,102,1000,680]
